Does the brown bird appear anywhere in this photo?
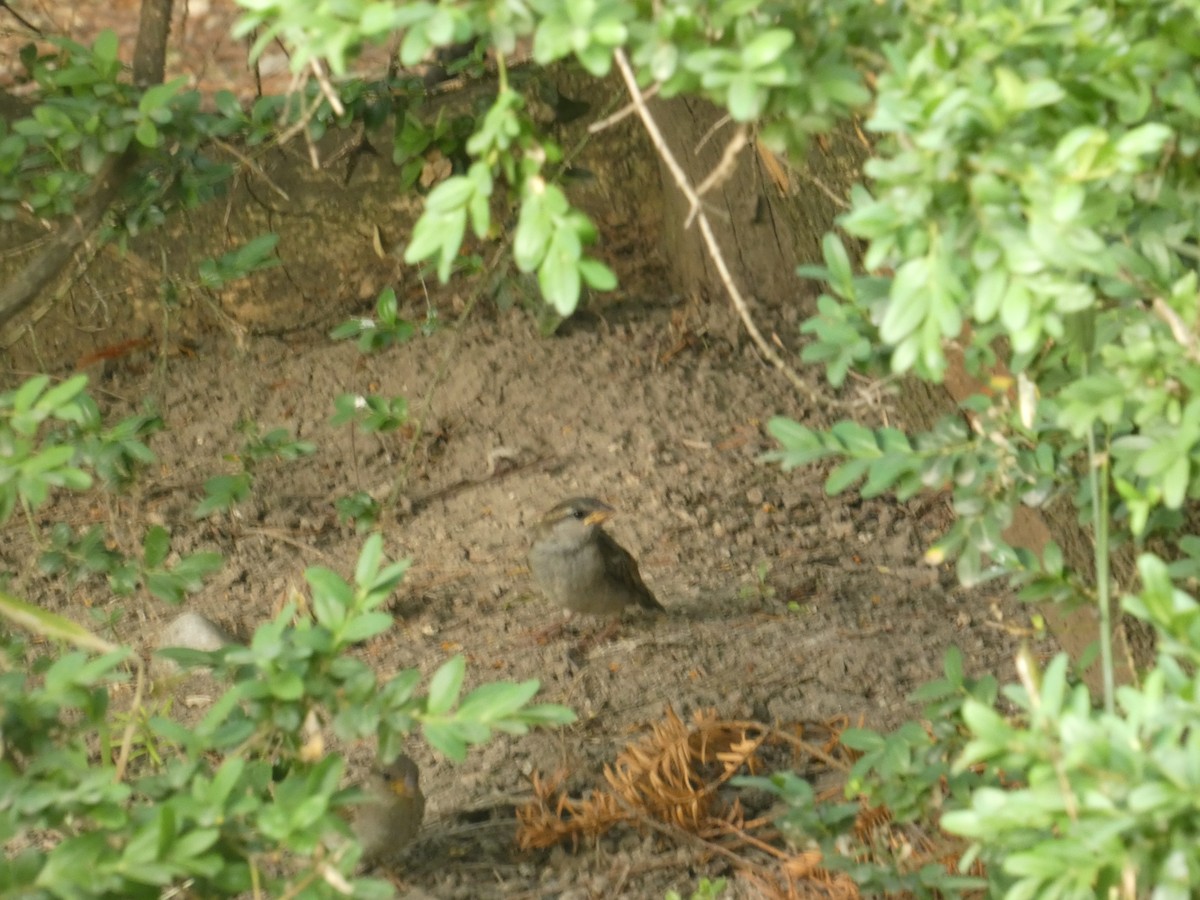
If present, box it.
[528,497,665,619]
[353,754,425,869]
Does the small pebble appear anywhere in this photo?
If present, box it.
[153,612,234,675]
[156,612,233,653]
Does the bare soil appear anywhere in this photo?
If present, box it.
[0,2,1049,897]
[2,252,1037,898]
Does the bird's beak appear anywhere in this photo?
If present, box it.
[583,509,612,526]
[387,778,415,798]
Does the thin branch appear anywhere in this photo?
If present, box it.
[611,50,831,409]
[796,168,850,210]
[308,57,345,117]
[0,0,42,35]
[211,138,292,200]
[588,82,660,133]
[692,125,748,221]
[694,111,733,155]
[1151,296,1200,364]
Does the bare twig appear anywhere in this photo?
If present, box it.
[1152,296,1200,364]
[0,0,42,35]
[588,83,661,133]
[211,138,292,200]
[796,168,850,210]
[694,111,733,155]
[611,49,832,410]
[308,57,345,117]
[112,659,147,783]
[693,125,749,219]
[274,83,326,161]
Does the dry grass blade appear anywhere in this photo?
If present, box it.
[515,769,623,850]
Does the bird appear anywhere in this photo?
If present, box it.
[528,497,665,620]
[353,754,425,869]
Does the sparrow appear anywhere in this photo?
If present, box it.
[353,754,425,868]
[528,497,665,619]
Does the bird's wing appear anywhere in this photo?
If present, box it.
[598,531,666,612]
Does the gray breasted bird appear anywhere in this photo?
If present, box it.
[353,754,425,868]
[528,497,665,619]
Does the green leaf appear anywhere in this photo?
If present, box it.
[139,78,186,115]
[426,654,466,715]
[514,195,552,272]
[1038,653,1068,719]
[11,374,50,413]
[999,280,1032,332]
[93,30,119,64]
[741,29,793,68]
[424,175,473,214]
[825,458,870,494]
[1115,123,1172,158]
[360,2,400,36]
[513,703,576,726]
[232,233,280,271]
[764,417,830,468]
[34,373,89,414]
[830,421,879,456]
[306,567,354,623]
[822,234,853,297]
[726,74,764,121]
[1161,455,1189,509]
[539,249,582,315]
[423,720,468,761]
[404,213,448,264]
[340,611,394,643]
[436,210,467,281]
[22,444,76,476]
[144,572,185,604]
[861,455,911,497]
[135,118,159,148]
[456,680,540,721]
[880,258,930,344]
[1053,126,1107,178]
[1023,78,1065,109]
[578,258,616,291]
[268,669,304,700]
[354,534,383,588]
[468,173,492,238]
[143,526,170,568]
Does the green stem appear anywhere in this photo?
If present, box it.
[1087,423,1114,713]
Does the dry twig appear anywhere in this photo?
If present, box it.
[516,707,972,898]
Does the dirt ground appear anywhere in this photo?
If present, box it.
[0,2,1047,897]
[3,238,1038,897]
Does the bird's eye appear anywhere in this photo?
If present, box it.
[570,508,586,520]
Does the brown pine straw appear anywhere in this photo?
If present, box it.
[516,707,981,899]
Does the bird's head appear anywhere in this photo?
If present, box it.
[373,754,421,800]
[535,497,614,550]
